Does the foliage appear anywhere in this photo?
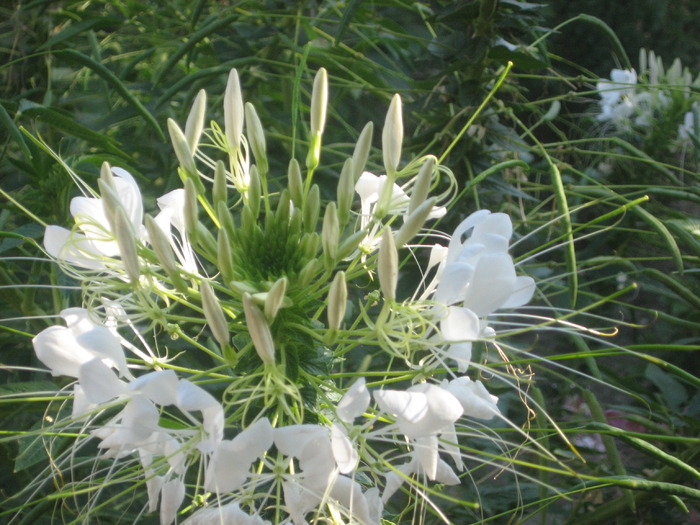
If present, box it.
[0,0,698,524]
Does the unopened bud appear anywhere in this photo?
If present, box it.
[265,276,288,320]
[99,161,116,193]
[378,226,398,302]
[337,229,367,260]
[213,160,228,210]
[217,227,235,286]
[298,258,321,287]
[145,214,176,275]
[395,197,437,248]
[322,201,339,266]
[409,156,436,215]
[382,94,403,176]
[224,69,244,153]
[303,184,320,233]
[327,271,347,331]
[242,293,275,365]
[200,280,230,348]
[247,164,261,219]
[195,222,218,258]
[217,200,236,241]
[168,119,197,177]
[185,89,207,152]
[275,189,291,225]
[288,158,303,206]
[113,206,140,284]
[183,178,199,241]
[245,102,268,176]
[352,122,374,182]
[337,158,354,227]
[310,68,328,136]
[98,178,121,230]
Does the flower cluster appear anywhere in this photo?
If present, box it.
[595,49,700,153]
[31,68,537,524]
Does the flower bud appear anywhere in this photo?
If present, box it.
[382,94,403,176]
[245,102,268,176]
[99,161,116,193]
[327,271,347,331]
[217,227,235,286]
[97,178,121,230]
[183,178,199,241]
[213,160,228,210]
[264,276,288,320]
[200,280,230,348]
[275,189,291,225]
[395,197,437,248]
[337,229,367,261]
[378,226,398,302]
[310,68,328,136]
[298,258,321,287]
[113,206,141,284]
[224,69,245,153]
[247,164,261,219]
[168,118,197,177]
[337,158,354,227]
[322,201,339,265]
[409,155,436,215]
[144,214,177,276]
[195,222,218,259]
[185,89,207,152]
[217,200,236,242]
[352,122,374,182]
[288,158,303,207]
[303,184,320,233]
[242,293,275,365]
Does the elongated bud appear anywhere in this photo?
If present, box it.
[337,158,354,227]
[327,271,347,331]
[303,184,320,233]
[382,94,403,176]
[247,164,261,219]
[310,68,328,136]
[337,229,367,260]
[300,231,320,260]
[185,89,207,152]
[298,258,321,287]
[395,197,437,248]
[113,206,140,284]
[100,161,116,193]
[145,214,176,275]
[352,122,374,182]
[97,178,121,230]
[374,174,396,219]
[224,69,244,153]
[183,178,199,241]
[409,155,436,215]
[213,160,228,210]
[195,222,218,258]
[217,227,235,286]
[245,102,268,176]
[168,119,197,177]
[275,189,291,225]
[378,226,398,302]
[229,280,258,295]
[322,202,339,265]
[217,200,236,241]
[200,280,230,348]
[265,276,288,320]
[288,158,303,206]
[242,293,275,365]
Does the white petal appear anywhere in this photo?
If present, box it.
[337,378,370,423]
[414,435,439,479]
[433,262,472,305]
[440,306,480,342]
[434,458,460,485]
[462,252,516,317]
[176,379,219,411]
[445,341,472,373]
[157,189,187,234]
[443,377,500,419]
[129,370,179,406]
[501,275,536,308]
[446,210,491,265]
[32,325,95,377]
[330,423,357,474]
[43,226,107,270]
[329,476,371,525]
[160,478,185,525]
[111,167,143,230]
[75,325,129,377]
[78,358,126,404]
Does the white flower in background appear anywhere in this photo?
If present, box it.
[596,68,638,121]
[182,502,271,525]
[152,188,198,273]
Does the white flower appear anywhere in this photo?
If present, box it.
[32,308,130,379]
[442,376,501,420]
[182,502,271,525]
[152,188,198,273]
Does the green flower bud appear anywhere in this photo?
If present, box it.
[144,214,176,275]
[168,118,197,177]
[264,276,288,320]
[378,226,398,302]
[337,229,367,261]
[224,69,245,153]
[327,270,347,331]
[183,178,199,241]
[229,280,258,296]
[113,206,141,285]
[213,160,228,210]
[99,161,116,192]
[195,222,218,259]
[288,158,303,207]
[382,94,403,176]
[245,102,268,176]
[275,189,291,226]
[298,258,321,287]
[185,89,207,152]
[310,68,328,136]
[303,184,320,234]
[200,280,230,349]
[322,201,339,266]
[248,164,261,219]
[337,158,354,227]
[217,200,236,242]
[97,178,121,230]
[352,121,374,182]
[217,227,235,286]
[409,155,436,215]
[242,292,275,365]
[300,231,320,261]
[395,197,437,249]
